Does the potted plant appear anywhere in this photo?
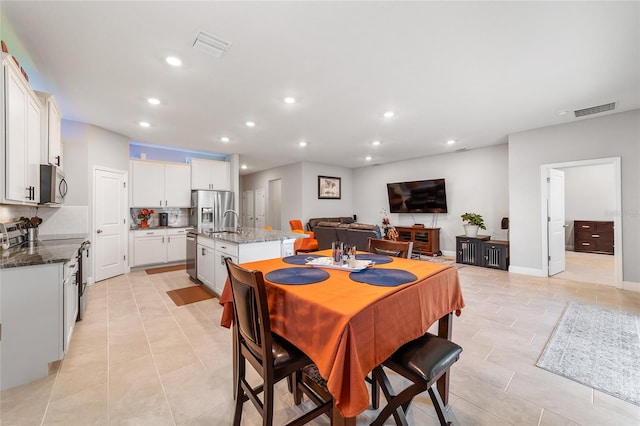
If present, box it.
[461,212,486,237]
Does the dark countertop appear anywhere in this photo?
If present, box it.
[0,236,88,269]
[129,225,193,231]
[198,228,307,244]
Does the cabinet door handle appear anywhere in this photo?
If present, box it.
[202,247,205,256]
[162,236,164,243]
[55,155,61,166]
[165,200,167,206]
[592,234,600,238]
[168,236,171,243]
[160,200,162,207]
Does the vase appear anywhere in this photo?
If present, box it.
[463,224,479,237]
[141,220,148,228]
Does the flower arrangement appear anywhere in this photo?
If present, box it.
[380,207,395,239]
[138,208,154,228]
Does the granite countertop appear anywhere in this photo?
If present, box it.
[0,236,88,269]
[198,228,307,244]
[129,225,193,231]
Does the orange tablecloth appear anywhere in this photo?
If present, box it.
[219,251,464,418]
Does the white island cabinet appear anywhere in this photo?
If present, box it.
[196,228,299,296]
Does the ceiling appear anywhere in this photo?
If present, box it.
[2,2,639,174]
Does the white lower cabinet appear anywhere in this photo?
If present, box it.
[214,241,239,295]
[0,263,63,391]
[133,228,192,266]
[197,237,216,291]
[195,237,282,296]
[167,229,187,263]
[63,258,78,353]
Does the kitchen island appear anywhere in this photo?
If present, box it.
[0,236,87,391]
[196,227,306,295]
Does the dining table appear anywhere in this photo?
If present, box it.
[219,250,465,425]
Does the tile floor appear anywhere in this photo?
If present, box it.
[1,252,639,425]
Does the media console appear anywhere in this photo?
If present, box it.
[394,226,440,257]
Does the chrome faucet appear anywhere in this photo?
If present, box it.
[223,210,240,232]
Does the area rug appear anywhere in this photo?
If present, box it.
[536,302,640,406]
[166,285,214,306]
[145,264,187,275]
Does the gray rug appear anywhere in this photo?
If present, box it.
[537,302,640,406]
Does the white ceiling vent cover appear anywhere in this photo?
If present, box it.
[193,31,231,58]
[574,102,616,118]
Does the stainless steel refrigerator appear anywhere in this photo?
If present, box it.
[189,190,235,231]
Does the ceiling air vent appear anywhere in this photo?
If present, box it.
[193,31,231,58]
[574,102,616,118]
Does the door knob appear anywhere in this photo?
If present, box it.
[97,229,103,234]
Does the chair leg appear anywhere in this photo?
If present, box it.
[233,357,246,426]
[293,370,303,405]
[428,384,452,426]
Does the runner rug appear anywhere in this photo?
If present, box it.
[536,302,640,406]
[166,285,214,306]
[145,264,187,274]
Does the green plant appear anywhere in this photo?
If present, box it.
[461,212,486,230]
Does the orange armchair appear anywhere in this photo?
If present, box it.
[289,220,319,254]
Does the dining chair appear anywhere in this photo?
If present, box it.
[366,238,413,259]
[370,333,463,426]
[289,219,319,254]
[365,237,414,410]
[224,257,333,426]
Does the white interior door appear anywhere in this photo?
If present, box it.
[94,168,127,282]
[548,168,566,276]
[242,190,254,228]
[254,189,265,229]
[268,179,282,230]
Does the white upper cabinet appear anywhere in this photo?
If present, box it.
[191,158,230,191]
[164,163,191,207]
[2,54,41,205]
[130,160,190,208]
[35,91,62,168]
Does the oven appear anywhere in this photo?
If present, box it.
[77,240,91,321]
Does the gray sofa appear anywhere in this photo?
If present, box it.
[311,221,382,250]
[306,216,355,232]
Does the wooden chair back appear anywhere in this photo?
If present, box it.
[366,238,413,259]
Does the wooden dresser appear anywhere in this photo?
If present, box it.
[574,220,614,254]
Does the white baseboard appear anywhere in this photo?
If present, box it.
[508,265,547,277]
[622,280,640,293]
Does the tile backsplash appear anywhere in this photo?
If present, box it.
[0,205,88,236]
[37,206,89,235]
[130,208,189,228]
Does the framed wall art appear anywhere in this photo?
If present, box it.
[318,176,341,199]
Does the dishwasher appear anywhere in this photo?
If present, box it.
[187,231,198,282]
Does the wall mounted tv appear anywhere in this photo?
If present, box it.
[386,179,448,213]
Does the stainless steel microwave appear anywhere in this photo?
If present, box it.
[39,164,67,205]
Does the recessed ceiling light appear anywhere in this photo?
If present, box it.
[245,121,255,127]
[147,98,160,105]
[220,136,230,143]
[558,110,569,116]
[299,141,307,147]
[139,121,150,127]
[365,156,372,161]
[284,97,296,104]
[165,56,182,66]
[372,140,381,146]
[446,139,456,145]
[383,111,395,118]
[241,164,247,170]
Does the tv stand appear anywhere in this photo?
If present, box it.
[394,226,440,257]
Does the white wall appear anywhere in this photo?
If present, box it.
[242,162,302,230]
[301,163,355,222]
[353,144,509,254]
[242,161,355,230]
[563,164,615,249]
[509,109,639,284]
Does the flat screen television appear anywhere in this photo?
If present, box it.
[386,179,448,213]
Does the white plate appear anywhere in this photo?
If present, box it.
[305,256,373,272]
